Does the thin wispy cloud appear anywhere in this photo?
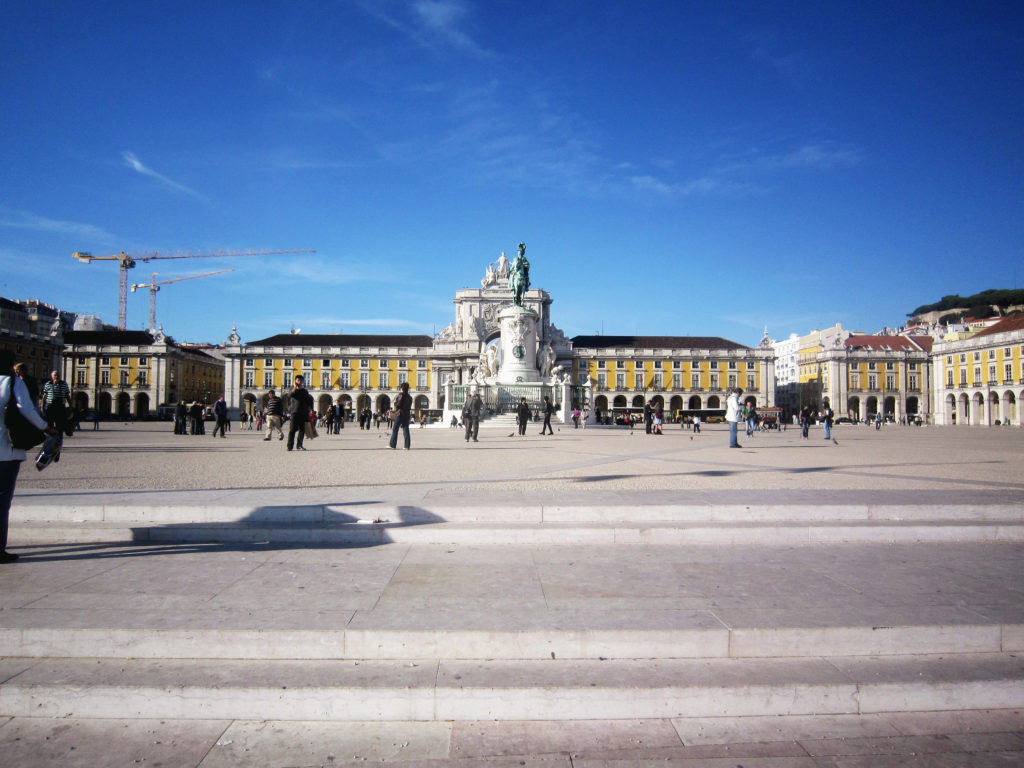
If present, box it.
[746,32,813,88]
[630,141,861,199]
[412,0,491,57]
[0,207,117,243]
[122,151,206,201]
[358,0,491,58]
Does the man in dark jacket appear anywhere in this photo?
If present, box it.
[516,397,531,436]
[389,382,413,449]
[463,389,483,442]
[286,377,314,451]
[212,395,229,438]
[174,401,187,435]
[189,402,204,435]
[540,395,555,435]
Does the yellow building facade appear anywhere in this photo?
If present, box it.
[63,329,224,417]
[227,333,437,418]
[932,316,1024,426]
[570,335,774,422]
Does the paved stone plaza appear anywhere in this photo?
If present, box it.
[10,418,1024,493]
[1,421,1022,766]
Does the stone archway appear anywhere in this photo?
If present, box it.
[98,392,112,417]
[866,396,879,419]
[958,393,970,424]
[356,394,370,412]
[945,393,956,424]
[707,395,721,409]
[988,390,1001,424]
[884,396,896,421]
[135,392,150,418]
[847,396,860,420]
[317,394,334,414]
[632,395,645,408]
[242,393,258,415]
[688,395,702,410]
[414,395,429,415]
[375,394,392,413]
[613,395,627,409]
[669,395,683,417]
[906,396,919,417]
[1003,390,1018,426]
[972,392,984,424]
[116,392,131,417]
[73,391,89,413]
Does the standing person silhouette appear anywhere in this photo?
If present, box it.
[389,382,413,450]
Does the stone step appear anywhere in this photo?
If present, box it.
[14,500,1024,525]
[1,619,1020,661]
[2,653,1022,721]
[9,519,1024,546]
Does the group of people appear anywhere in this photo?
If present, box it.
[173,400,210,435]
[799,403,835,440]
[458,393,557,443]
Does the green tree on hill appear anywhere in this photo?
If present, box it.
[909,289,1024,318]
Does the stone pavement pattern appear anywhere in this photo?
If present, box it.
[0,422,1022,765]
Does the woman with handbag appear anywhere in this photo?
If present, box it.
[1,351,57,563]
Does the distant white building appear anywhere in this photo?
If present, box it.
[772,333,800,417]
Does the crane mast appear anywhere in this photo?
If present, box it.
[73,248,315,329]
[130,269,234,333]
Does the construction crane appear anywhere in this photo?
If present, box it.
[72,248,315,329]
[130,269,234,333]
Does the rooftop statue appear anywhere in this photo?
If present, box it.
[481,251,512,288]
[508,242,530,306]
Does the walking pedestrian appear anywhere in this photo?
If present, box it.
[540,396,555,435]
[212,395,229,438]
[464,389,483,442]
[263,390,284,441]
[389,382,412,449]
[40,370,71,435]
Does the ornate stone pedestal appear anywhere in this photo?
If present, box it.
[497,305,540,384]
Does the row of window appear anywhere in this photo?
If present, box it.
[590,360,754,370]
[244,358,421,369]
[849,374,919,391]
[76,355,149,366]
[947,347,1022,364]
[75,370,149,386]
[946,363,1023,388]
[243,371,430,390]
[593,373,759,391]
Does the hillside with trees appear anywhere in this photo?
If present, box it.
[909,289,1024,320]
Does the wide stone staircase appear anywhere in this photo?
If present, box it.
[2,492,1023,729]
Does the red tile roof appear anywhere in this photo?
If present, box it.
[844,335,927,352]
[973,314,1024,338]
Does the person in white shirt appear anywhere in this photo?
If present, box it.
[725,387,744,449]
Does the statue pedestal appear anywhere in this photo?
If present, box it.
[497,305,540,384]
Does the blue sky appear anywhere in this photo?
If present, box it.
[1,1,1021,347]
